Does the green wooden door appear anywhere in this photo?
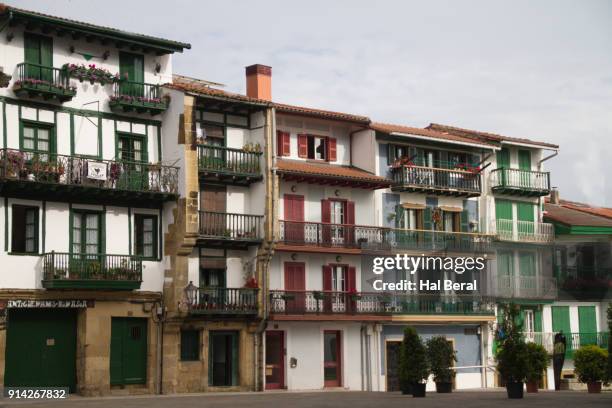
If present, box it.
[517,202,535,235]
[495,199,513,235]
[24,33,53,81]
[552,306,571,334]
[518,150,532,188]
[110,318,147,385]
[578,306,597,345]
[117,134,148,191]
[4,309,76,391]
[208,331,239,386]
[496,147,510,186]
[119,52,144,96]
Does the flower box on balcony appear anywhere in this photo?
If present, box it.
[109,94,168,115]
[13,78,77,102]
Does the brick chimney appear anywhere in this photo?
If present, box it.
[550,187,560,204]
[245,64,272,101]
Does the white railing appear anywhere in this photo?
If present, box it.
[490,219,554,243]
[493,275,558,299]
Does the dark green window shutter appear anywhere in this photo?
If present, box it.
[394,205,404,228]
[180,330,200,361]
[518,149,531,171]
[495,199,512,220]
[517,202,535,222]
[534,308,543,332]
[551,306,571,334]
[460,209,469,232]
[497,251,514,277]
[24,34,40,65]
[423,206,432,230]
[518,251,536,276]
[578,306,597,344]
[496,147,510,168]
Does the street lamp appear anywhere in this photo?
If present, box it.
[184,281,197,306]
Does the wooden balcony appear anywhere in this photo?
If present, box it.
[390,165,481,197]
[525,332,609,359]
[490,275,558,300]
[278,220,493,254]
[13,63,76,102]
[187,287,258,316]
[110,81,167,115]
[0,149,179,208]
[491,219,554,243]
[198,211,264,249]
[269,291,494,319]
[42,252,142,290]
[197,144,262,186]
[490,168,550,197]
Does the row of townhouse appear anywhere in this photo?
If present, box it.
[0,3,608,396]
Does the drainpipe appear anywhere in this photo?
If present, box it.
[537,150,558,220]
[360,325,365,390]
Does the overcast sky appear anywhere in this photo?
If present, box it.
[15,0,612,206]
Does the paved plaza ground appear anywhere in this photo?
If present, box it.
[2,390,611,408]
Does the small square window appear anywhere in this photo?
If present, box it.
[11,205,39,254]
[180,329,200,361]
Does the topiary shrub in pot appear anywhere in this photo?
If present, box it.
[525,342,550,393]
[574,344,608,393]
[495,303,528,399]
[426,336,457,393]
[399,326,430,397]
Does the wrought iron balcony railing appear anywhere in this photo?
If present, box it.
[14,62,76,102]
[110,80,167,115]
[391,165,481,197]
[269,291,494,316]
[279,220,493,253]
[491,168,550,196]
[199,211,264,241]
[186,287,258,315]
[524,332,609,358]
[491,219,554,243]
[42,251,142,289]
[197,144,262,184]
[0,149,179,205]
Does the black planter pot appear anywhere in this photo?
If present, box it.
[435,382,453,393]
[412,383,426,398]
[506,381,524,399]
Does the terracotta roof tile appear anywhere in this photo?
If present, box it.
[427,123,559,149]
[371,122,497,148]
[545,198,612,220]
[276,159,390,188]
[544,203,612,228]
[167,76,271,105]
[274,103,369,124]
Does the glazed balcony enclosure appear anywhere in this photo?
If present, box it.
[42,251,142,290]
[110,81,168,115]
[186,287,258,316]
[269,291,494,317]
[390,164,481,197]
[491,219,554,243]
[0,149,179,207]
[14,62,76,102]
[557,266,612,300]
[490,168,550,197]
[279,220,493,253]
[197,144,262,186]
[491,275,558,300]
[198,211,264,249]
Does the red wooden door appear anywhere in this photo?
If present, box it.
[324,330,342,387]
[265,331,285,389]
[284,262,305,313]
[284,194,304,243]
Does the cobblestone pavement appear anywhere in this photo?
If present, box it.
[2,390,612,408]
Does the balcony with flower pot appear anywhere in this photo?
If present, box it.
[41,251,142,290]
[490,168,550,197]
[13,63,76,102]
[198,211,264,249]
[197,143,263,186]
[390,158,482,197]
[109,80,168,115]
[0,149,179,207]
[184,284,259,316]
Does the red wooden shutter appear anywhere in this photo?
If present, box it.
[321,199,331,245]
[347,266,356,291]
[323,265,332,291]
[328,138,337,162]
[346,201,355,244]
[298,134,308,158]
[277,131,290,156]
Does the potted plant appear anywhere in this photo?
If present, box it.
[495,303,528,399]
[427,336,456,393]
[573,345,608,393]
[525,342,549,393]
[399,326,429,397]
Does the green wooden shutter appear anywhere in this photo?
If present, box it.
[423,207,432,230]
[495,199,512,220]
[578,306,597,345]
[460,210,469,232]
[498,251,514,277]
[39,36,53,82]
[109,319,123,385]
[519,252,536,276]
[497,148,510,168]
[518,150,531,171]
[534,308,543,332]
[551,306,571,334]
[517,202,535,222]
[24,34,41,79]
